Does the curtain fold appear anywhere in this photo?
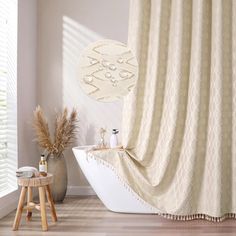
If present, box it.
[91,0,236,221]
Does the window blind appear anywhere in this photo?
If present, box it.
[0,0,17,197]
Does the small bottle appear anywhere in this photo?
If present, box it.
[39,154,47,176]
[110,129,119,148]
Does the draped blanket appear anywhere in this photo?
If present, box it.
[90,0,236,221]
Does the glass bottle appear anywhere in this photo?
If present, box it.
[39,154,47,176]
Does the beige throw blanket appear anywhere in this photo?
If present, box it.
[90,0,236,221]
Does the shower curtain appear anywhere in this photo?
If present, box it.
[90,0,236,221]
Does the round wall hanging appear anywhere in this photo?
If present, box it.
[78,39,139,102]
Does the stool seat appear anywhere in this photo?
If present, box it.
[13,173,57,231]
[18,173,53,187]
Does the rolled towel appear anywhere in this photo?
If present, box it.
[16,166,39,178]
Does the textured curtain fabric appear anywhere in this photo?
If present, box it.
[90,0,236,221]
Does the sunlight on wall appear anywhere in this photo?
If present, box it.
[62,16,123,146]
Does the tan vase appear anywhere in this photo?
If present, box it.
[47,153,67,203]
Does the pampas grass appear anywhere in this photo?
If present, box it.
[33,106,78,156]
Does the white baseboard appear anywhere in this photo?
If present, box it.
[66,186,96,196]
[0,190,19,219]
[0,188,39,220]
[0,186,95,219]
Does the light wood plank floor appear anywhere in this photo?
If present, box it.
[0,196,236,236]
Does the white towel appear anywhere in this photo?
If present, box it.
[16,166,39,178]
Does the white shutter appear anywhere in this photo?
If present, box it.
[0,0,17,197]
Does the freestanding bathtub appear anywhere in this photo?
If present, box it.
[72,146,156,214]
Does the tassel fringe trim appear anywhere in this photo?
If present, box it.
[86,150,236,222]
[160,212,236,222]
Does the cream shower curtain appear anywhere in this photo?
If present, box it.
[90,0,236,221]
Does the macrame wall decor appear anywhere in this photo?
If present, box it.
[78,39,138,102]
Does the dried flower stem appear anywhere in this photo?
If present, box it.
[33,106,78,156]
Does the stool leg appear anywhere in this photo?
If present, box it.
[45,185,57,222]
[39,186,48,231]
[26,187,33,221]
[13,186,27,231]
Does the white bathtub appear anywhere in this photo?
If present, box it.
[72,146,156,214]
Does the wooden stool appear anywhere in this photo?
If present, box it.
[13,173,57,231]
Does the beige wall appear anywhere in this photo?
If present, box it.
[37,0,129,187]
[18,0,38,169]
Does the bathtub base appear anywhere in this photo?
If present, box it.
[72,146,156,214]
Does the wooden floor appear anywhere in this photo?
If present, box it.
[0,196,236,236]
